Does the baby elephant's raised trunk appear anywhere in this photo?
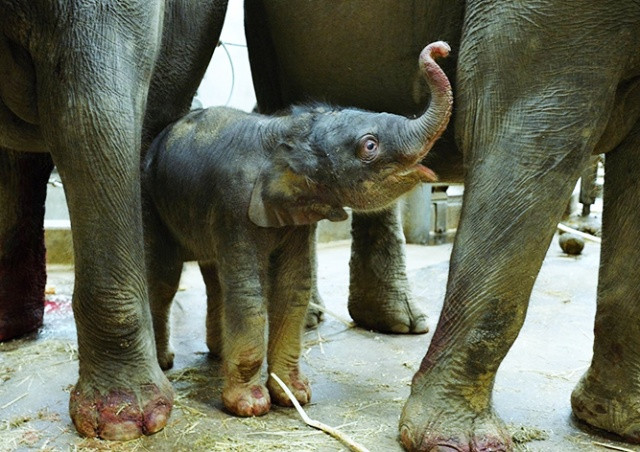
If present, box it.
[400,41,453,162]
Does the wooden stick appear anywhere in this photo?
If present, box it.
[0,392,27,409]
[591,441,636,452]
[317,328,325,355]
[557,223,601,243]
[308,302,355,328]
[270,373,370,452]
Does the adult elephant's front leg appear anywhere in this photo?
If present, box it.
[399,11,620,447]
[0,151,52,340]
[36,6,171,440]
[349,205,428,333]
[400,141,596,451]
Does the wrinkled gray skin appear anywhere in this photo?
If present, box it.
[246,1,640,451]
[0,0,228,441]
[142,42,452,419]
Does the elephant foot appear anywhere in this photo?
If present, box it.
[305,304,323,329]
[349,206,428,334]
[69,376,173,440]
[157,348,175,370]
[399,374,513,451]
[222,382,271,417]
[267,369,311,407]
[0,245,47,342]
[571,370,640,443]
[305,290,325,329]
[348,290,428,334]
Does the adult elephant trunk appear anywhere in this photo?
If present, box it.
[399,41,453,163]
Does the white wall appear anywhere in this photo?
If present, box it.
[195,0,256,112]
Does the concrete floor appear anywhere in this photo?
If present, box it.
[1,234,639,451]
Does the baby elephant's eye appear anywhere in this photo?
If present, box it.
[357,135,379,163]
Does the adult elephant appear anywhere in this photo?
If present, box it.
[0,0,228,440]
[246,1,640,450]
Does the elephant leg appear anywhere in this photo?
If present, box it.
[145,213,183,370]
[579,154,600,216]
[218,244,270,417]
[142,0,228,152]
[571,124,640,442]
[399,9,622,447]
[349,205,428,333]
[305,285,325,329]
[36,5,171,440]
[0,150,53,341]
[266,229,313,407]
[199,261,223,358]
[305,236,324,328]
[400,143,597,451]
[148,261,182,371]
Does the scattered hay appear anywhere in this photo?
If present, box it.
[167,366,211,384]
[174,396,208,418]
[76,437,149,451]
[0,416,37,451]
[510,424,549,444]
[192,433,320,451]
[341,401,388,420]
[7,415,31,429]
[0,339,77,371]
[304,330,328,351]
[36,408,61,423]
[0,407,69,451]
[0,366,14,383]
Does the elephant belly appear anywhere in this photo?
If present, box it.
[594,75,640,155]
[262,1,453,116]
[0,36,45,152]
[0,100,45,152]
[0,36,38,125]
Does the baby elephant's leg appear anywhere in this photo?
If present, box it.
[266,229,313,407]
[199,262,222,358]
[305,238,325,328]
[218,246,270,417]
[145,217,183,370]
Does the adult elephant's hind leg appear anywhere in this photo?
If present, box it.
[349,205,428,333]
[572,124,640,443]
[37,6,172,440]
[0,151,53,341]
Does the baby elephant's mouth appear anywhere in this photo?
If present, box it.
[398,163,438,183]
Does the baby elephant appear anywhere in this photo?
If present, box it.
[142,42,452,417]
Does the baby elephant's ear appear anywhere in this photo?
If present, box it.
[248,168,348,228]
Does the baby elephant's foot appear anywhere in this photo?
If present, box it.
[572,371,640,443]
[156,348,175,370]
[305,303,324,329]
[222,382,271,417]
[267,370,311,407]
[305,290,325,329]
